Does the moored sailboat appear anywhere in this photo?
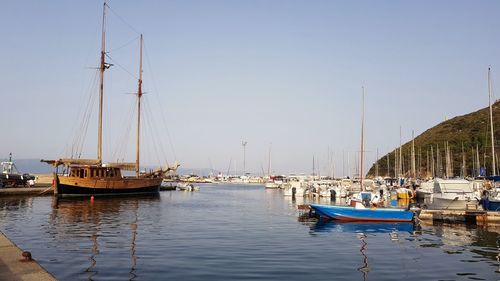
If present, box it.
[42,1,173,196]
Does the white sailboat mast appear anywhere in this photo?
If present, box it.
[489,67,496,176]
[411,130,416,179]
[399,127,402,178]
[267,144,271,177]
[360,87,365,191]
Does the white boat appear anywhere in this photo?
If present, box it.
[283,180,308,197]
[425,179,475,210]
[362,179,375,191]
[416,180,434,202]
[1,154,35,187]
[264,181,280,189]
[178,183,200,191]
[265,175,287,189]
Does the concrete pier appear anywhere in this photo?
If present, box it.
[0,232,57,281]
[419,209,500,225]
[0,186,53,196]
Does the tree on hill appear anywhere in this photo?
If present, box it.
[367,100,500,178]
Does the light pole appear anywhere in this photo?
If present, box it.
[242,141,248,175]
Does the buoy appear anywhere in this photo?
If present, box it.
[90,195,94,203]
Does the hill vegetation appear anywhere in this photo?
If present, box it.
[367,100,500,178]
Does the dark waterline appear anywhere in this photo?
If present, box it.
[0,184,499,281]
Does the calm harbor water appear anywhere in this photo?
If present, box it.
[1,184,499,281]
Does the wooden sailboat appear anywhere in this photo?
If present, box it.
[42,1,169,196]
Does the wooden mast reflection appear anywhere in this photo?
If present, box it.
[85,233,99,280]
[357,233,369,281]
[129,200,138,280]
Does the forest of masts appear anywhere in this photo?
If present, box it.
[370,141,497,179]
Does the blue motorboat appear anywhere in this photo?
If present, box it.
[486,199,500,211]
[483,176,500,211]
[310,204,415,222]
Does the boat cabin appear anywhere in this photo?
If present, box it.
[69,166,122,179]
[1,161,14,174]
[433,179,473,194]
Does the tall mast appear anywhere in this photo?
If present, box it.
[461,143,465,178]
[477,143,481,176]
[135,34,143,177]
[472,147,475,177]
[426,148,429,177]
[386,154,390,177]
[419,147,422,177]
[394,148,397,178]
[97,0,107,164]
[430,146,435,177]
[445,142,451,178]
[489,67,496,176]
[267,143,271,177]
[347,152,350,178]
[331,151,335,179]
[411,130,416,179]
[312,156,315,179]
[399,126,402,178]
[360,87,365,191]
[436,144,441,177]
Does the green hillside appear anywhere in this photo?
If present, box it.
[367,100,500,178]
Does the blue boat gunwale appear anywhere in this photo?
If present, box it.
[309,203,415,222]
[310,204,410,212]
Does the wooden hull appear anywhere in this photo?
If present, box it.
[55,175,161,196]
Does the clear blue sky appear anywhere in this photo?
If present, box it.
[1,0,500,176]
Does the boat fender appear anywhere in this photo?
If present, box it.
[330,189,336,201]
[407,190,414,199]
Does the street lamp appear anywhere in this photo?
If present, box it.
[242,141,248,175]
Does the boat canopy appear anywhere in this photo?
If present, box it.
[433,179,473,193]
[41,159,101,167]
[106,162,136,171]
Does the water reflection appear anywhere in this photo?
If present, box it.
[497,236,500,273]
[49,195,159,280]
[310,220,415,234]
[309,221,415,281]
[357,233,369,281]
[420,221,500,264]
[129,200,138,281]
[0,196,35,220]
[85,233,98,280]
[1,186,500,281]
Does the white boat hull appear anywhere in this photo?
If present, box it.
[426,194,473,210]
